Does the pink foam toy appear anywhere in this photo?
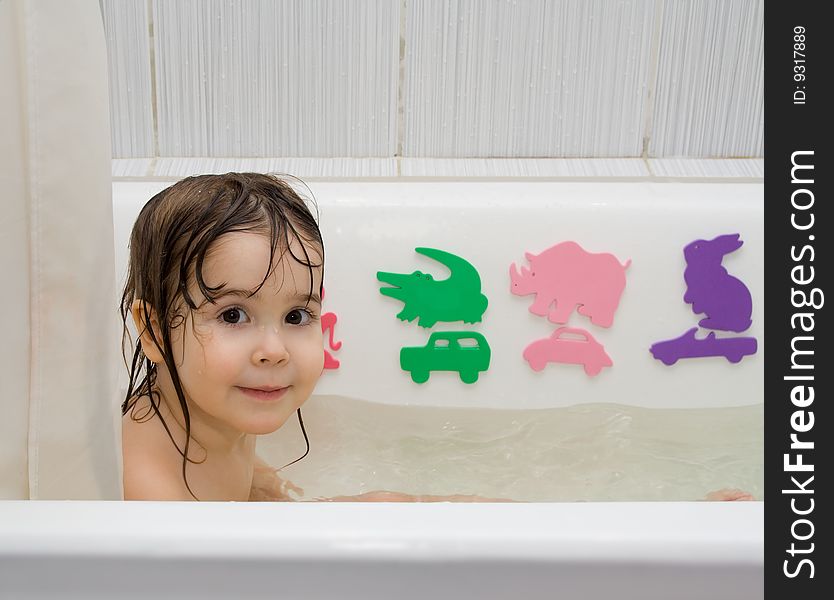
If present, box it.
[321,287,342,370]
[510,241,631,328]
[322,315,341,369]
[523,327,613,377]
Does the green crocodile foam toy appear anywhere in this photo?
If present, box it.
[377,247,489,328]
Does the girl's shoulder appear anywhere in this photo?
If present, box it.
[122,398,193,500]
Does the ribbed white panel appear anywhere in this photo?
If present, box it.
[111,158,153,177]
[152,157,397,179]
[403,0,657,157]
[103,1,765,162]
[112,158,765,180]
[649,158,763,178]
[152,0,399,157]
[401,158,649,177]
[649,0,763,157]
[101,0,154,158]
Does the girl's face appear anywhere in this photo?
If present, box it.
[169,231,324,436]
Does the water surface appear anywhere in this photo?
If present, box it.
[259,395,763,502]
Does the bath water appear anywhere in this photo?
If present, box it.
[259,395,763,502]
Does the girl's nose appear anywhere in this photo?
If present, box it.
[252,329,290,366]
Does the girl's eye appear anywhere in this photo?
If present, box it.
[286,308,313,326]
[220,307,249,325]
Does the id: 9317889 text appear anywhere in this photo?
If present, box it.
[793,26,807,105]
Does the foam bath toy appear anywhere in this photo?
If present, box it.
[683,234,753,332]
[523,327,612,377]
[378,247,488,328]
[400,331,491,384]
[322,313,341,369]
[510,241,630,328]
[321,287,342,370]
[650,327,758,365]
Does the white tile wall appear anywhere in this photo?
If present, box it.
[400,158,649,177]
[152,157,398,178]
[648,158,763,178]
[403,0,657,157]
[101,0,763,161]
[151,0,398,157]
[102,0,154,158]
[649,0,764,157]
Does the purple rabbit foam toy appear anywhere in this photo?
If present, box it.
[682,234,753,333]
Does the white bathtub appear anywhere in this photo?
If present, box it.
[0,501,762,599]
[0,178,765,599]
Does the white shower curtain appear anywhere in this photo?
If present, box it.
[0,0,122,499]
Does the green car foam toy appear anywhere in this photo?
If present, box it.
[377,247,488,328]
[400,331,491,384]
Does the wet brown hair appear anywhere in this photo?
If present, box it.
[120,172,323,500]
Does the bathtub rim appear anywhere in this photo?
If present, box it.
[0,500,762,566]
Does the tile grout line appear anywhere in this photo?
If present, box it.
[640,0,665,162]
[146,0,159,177]
[395,0,407,177]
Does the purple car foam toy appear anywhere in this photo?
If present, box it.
[650,327,757,366]
[650,233,758,366]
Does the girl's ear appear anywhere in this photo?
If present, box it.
[131,299,165,364]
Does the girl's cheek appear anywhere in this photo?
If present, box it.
[194,316,223,337]
[282,327,323,369]
[209,327,251,355]
[191,324,247,372]
[304,329,326,373]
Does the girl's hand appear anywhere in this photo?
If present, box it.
[248,457,304,502]
[704,488,755,501]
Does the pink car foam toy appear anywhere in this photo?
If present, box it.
[510,241,631,328]
[523,327,613,377]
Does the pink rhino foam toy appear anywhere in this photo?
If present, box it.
[510,241,631,328]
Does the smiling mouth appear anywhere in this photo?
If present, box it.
[236,386,290,402]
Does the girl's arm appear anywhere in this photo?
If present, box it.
[704,488,754,501]
[248,456,516,502]
[123,457,195,501]
[248,455,304,502]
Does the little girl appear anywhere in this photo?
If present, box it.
[120,172,751,503]
[120,172,508,502]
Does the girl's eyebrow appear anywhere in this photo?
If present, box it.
[217,288,259,299]
[220,288,322,305]
[290,292,322,306]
